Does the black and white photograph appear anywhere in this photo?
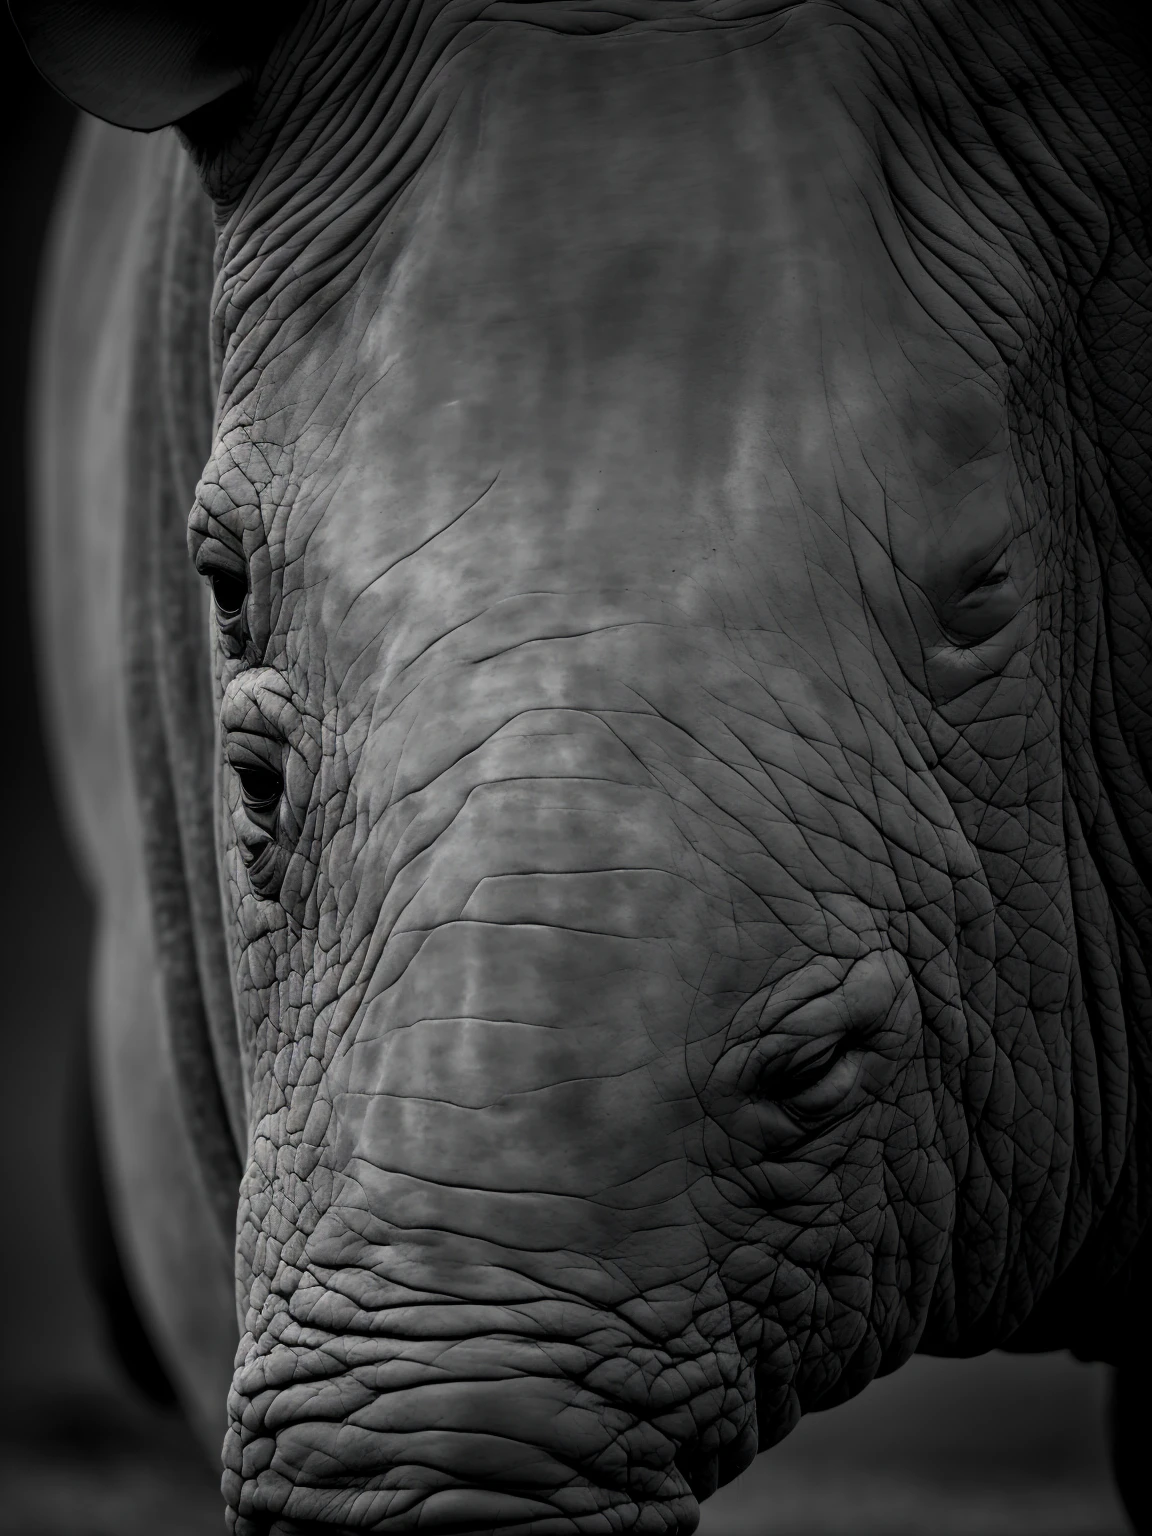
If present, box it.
[0,1,1147,1531]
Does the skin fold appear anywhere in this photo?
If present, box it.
[29,0,1152,1532]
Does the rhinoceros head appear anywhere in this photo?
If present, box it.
[19,0,1152,1531]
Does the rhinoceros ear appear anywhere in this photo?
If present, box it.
[8,0,296,131]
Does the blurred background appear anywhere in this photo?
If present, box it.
[0,12,1134,1534]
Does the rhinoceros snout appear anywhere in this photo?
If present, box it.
[223,1363,702,1535]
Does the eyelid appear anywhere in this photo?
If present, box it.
[225,735,282,775]
[236,769,282,813]
[188,486,248,555]
[786,1034,845,1080]
[738,1022,844,1099]
[779,1050,863,1117]
[938,547,1012,608]
[226,741,284,819]
[195,544,247,583]
[759,1034,851,1102]
[962,555,1013,598]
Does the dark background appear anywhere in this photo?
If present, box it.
[0,17,227,1533]
[0,12,1134,1533]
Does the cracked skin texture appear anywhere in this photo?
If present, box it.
[31,0,1152,1531]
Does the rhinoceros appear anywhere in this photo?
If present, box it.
[16,0,1152,1529]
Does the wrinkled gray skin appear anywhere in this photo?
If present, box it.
[32,0,1152,1531]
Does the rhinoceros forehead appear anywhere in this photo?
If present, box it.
[208,0,805,337]
[210,0,1035,393]
[198,7,1041,636]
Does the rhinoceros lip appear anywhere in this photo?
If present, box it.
[265,1523,359,1534]
[225,1335,705,1534]
[235,1483,693,1536]
[229,1460,693,1536]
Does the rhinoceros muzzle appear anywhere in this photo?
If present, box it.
[225,1360,704,1534]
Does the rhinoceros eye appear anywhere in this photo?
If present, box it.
[761,1036,851,1102]
[210,570,247,618]
[235,762,283,814]
[935,549,1025,646]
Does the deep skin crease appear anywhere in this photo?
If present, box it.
[31,0,1152,1530]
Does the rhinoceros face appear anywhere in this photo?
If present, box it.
[26,0,1152,1527]
[192,3,1152,1532]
